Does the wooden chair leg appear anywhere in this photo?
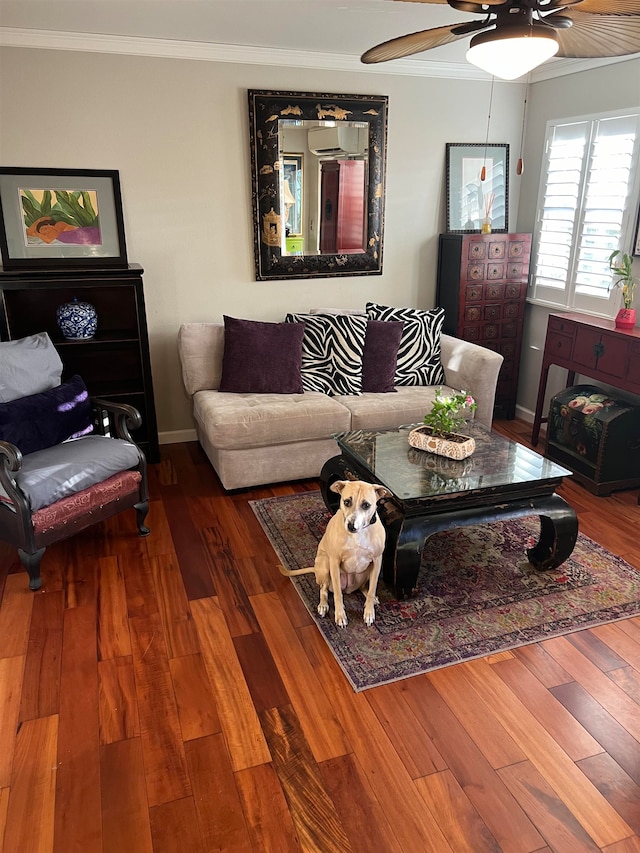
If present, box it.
[135,501,151,536]
[18,547,45,591]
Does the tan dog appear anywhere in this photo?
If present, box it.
[279,480,390,627]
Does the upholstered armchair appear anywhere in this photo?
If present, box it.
[0,332,150,590]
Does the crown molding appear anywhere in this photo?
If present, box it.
[529,52,640,83]
[1,27,636,83]
[0,27,491,80]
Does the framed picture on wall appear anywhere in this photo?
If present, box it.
[0,167,128,270]
[445,143,509,233]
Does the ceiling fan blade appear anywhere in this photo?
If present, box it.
[448,0,505,10]
[361,22,485,64]
[567,0,640,13]
[390,0,505,5]
[551,11,640,56]
[538,14,573,28]
[451,19,495,35]
[540,0,583,8]
[390,0,640,7]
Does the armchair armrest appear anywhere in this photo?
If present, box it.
[440,335,504,428]
[92,398,142,444]
[0,439,22,473]
[0,440,32,525]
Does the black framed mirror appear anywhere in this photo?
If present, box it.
[248,89,388,281]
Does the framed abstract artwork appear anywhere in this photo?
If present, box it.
[0,167,128,270]
[445,143,509,234]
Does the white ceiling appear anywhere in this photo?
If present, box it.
[0,0,472,61]
[0,0,633,79]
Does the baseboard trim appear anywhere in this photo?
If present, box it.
[159,429,197,445]
[515,405,534,424]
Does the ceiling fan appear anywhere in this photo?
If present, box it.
[361,0,640,79]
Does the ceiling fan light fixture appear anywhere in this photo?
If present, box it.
[466,24,559,80]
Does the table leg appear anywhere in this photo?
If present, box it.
[382,493,579,598]
[532,362,550,446]
[319,455,357,514]
[525,494,579,570]
[381,514,428,600]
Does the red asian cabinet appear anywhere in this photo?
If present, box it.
[436,232,532,419]
[319,160,366,254]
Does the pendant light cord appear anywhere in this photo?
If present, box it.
[481,76,495,181]
[517,74,531,175]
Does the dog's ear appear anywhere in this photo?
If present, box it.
[330,480,349,495]
[373,484,391,501]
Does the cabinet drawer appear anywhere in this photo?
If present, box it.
[463,305,482,322]
[546,332,574,360]
[548,316,576,337]
[627,340,640,386]
[503,301,522,320]
[573,329,627,378]
[485,283,504,299]
[483,304,501,321]
[465,284,483,302]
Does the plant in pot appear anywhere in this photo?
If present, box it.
[608,250,637,329]
[408,389,478,460]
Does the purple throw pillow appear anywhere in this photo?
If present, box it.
[0,374,94,455]
[361,320,403,393]
[219,316,305,394]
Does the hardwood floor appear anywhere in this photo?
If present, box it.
[2,418,640,852]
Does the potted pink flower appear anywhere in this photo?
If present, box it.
[422,388,477,435]
[408,389,478,459]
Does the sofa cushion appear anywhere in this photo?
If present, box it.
[285,312,367,396]
[178,323,225,395]
[192,390,351,451]
[0,374,93,455]
[362,320,403,393]
[0,332,63,403]
[32,471,142,534]
[14,434,141,511]
[366,303,446,387]
[219,316,304,394]
[340,385,472,432]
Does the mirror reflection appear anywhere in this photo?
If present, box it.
[280,119,369,257]
[248,90,388,281]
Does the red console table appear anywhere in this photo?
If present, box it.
[531,312,640,446]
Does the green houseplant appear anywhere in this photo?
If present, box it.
[408,389,478,460]
[422,388,477,436]
[609,250,637,329]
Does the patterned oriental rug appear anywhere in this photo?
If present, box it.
[250,491,640,692]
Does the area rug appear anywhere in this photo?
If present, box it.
[250,491,640,691]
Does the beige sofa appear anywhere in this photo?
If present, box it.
[178,322,504,490]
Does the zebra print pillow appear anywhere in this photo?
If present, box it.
[365,303,446,387]
[285,313,368,396]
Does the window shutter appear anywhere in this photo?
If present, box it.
[533,122,588,297]
[531,112,640,315]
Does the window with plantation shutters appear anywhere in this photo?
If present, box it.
[531,110,640,317]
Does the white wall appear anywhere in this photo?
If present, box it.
[516,58,640,421]
[0,45,527,438]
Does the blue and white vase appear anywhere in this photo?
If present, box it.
[56,297,98,340]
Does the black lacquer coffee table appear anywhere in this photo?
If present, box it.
[320,423,578,599]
